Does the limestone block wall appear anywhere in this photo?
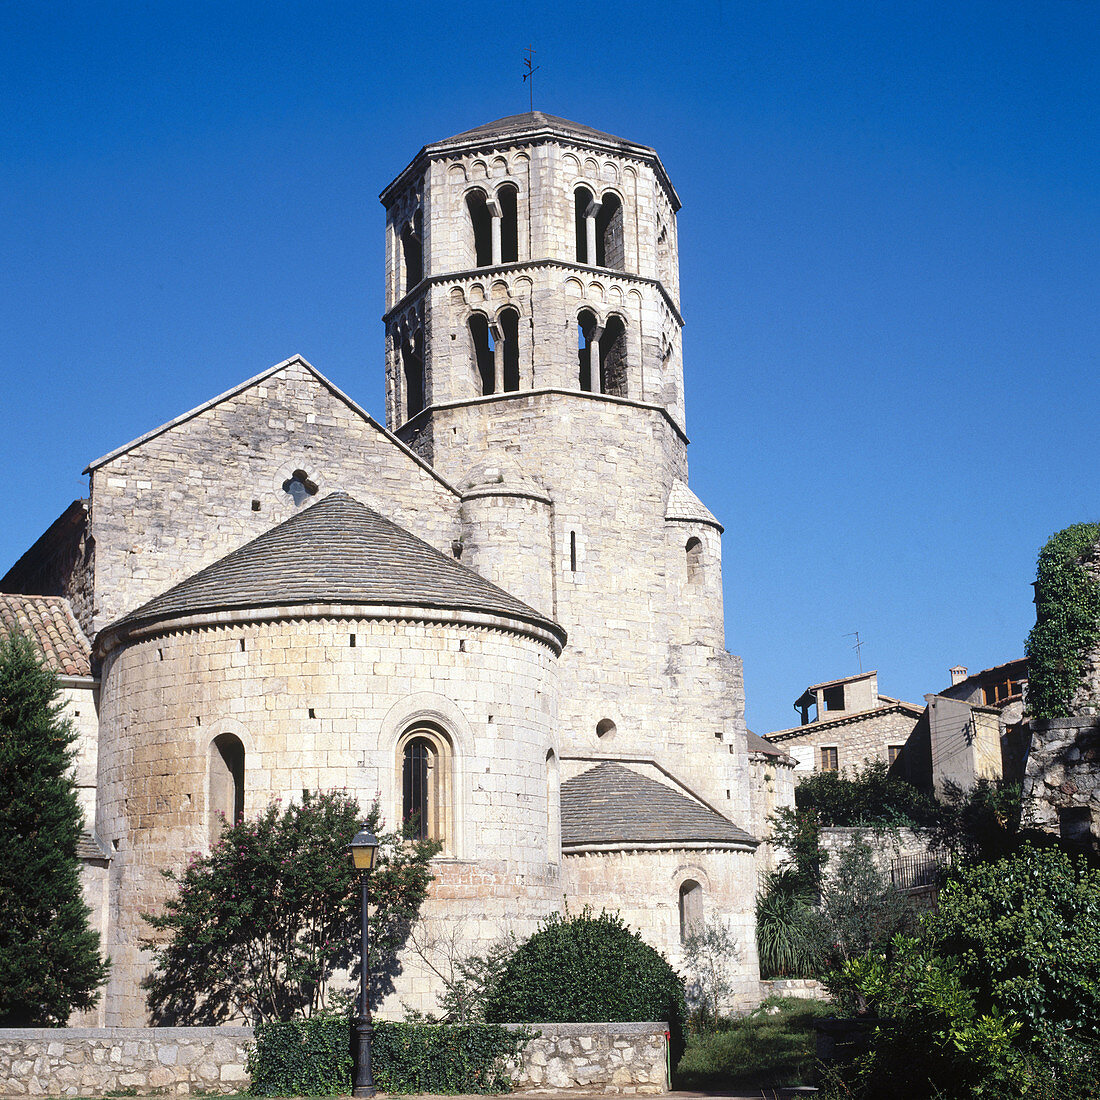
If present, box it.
[62,679,100,829]
[95,613,559,1024]
[0,1028,253,1097]
[87,359,460,632]
[748,751,796,876]
[0,1024,667,1097]
[562,846,761,1011]
[400,392,747,821]
[819,826,933,886]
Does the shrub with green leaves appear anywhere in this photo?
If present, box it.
[1026,522,1100,719]
[823,935,1024,1099]
[755,868,820,979]
[927,844,1100,1053]
[0,631,108,1025]
[484,909,686,1041]
[143,791,439,1024]
[248,1016,529,1095]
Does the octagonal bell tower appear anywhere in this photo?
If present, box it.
[380,111,685,457]
[379,114,749,829]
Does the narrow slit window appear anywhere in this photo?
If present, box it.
[570,530,577,572]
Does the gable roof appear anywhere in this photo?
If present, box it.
[766,699,924,742]
[103,492,566,649]
[0,594,92,677]
[561,762,755,849]
[83,355,459,497]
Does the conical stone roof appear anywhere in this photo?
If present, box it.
[105,492,565,646]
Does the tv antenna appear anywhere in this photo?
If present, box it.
[846,631,864,672]
[523,45,539,112]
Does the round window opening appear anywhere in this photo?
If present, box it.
[596,718,617,740]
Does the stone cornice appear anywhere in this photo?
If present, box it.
[398,388,689,446]
[95,602,567,661]
[384,258,684,328]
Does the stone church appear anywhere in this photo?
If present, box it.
[2,113,789,1025]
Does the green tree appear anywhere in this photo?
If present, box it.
[0,631,108,1025]
[143,790,440,1024]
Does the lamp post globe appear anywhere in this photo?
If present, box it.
[349,826,378,1098]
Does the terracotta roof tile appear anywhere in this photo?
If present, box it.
[561,762,755,848]
[0,595,91,677]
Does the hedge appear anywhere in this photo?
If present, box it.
[248,1016,532,1095]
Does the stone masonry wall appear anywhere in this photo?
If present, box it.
[96,614,559,1024]
[562,846,761,1012]
[0,1027,251,1097]
[1022,717,1100,843]
[0,1024,666,1097]
[87,359,460,633]
[774,709,920,775]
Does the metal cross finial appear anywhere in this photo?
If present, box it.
[846,630,864,672]
[523,45,539,112]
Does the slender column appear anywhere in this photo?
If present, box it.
[491,213,502,266]
[590,325,604,393]
[585,215,598,268]
[490,323,503,395]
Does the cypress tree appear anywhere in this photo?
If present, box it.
[0,631,108,1025]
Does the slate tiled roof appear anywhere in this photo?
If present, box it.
[440,112,637,151]
[109,492,564,644]
[664,479,723,532]
[0,594,91,677]
[561,762,755,848]
[747,730,790,759]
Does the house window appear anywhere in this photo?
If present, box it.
[399,726,451,845]
[678,880,703,942]
[820,746,839,772]
[209,733,245,845]
[822,684,845,711]
[887,744,903,766]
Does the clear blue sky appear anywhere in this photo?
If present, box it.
[3,1,1098,735]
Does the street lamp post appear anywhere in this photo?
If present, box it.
[349,825,379,1098]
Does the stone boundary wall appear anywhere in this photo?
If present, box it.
[507,1022,668,1094]
[0,1028,252,1097]
[0,1023,668,1097]
[759,978,829,1002]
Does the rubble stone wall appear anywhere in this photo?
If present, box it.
[0,1024,667,1097]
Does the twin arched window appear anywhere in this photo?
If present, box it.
[575,187,625,270]
[469,308,520,395]
[466,184,519,269]
[577,310,628,397]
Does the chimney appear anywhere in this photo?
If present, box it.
[949,665,968,686]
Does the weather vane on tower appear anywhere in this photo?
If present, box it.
[523,45,539,112]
